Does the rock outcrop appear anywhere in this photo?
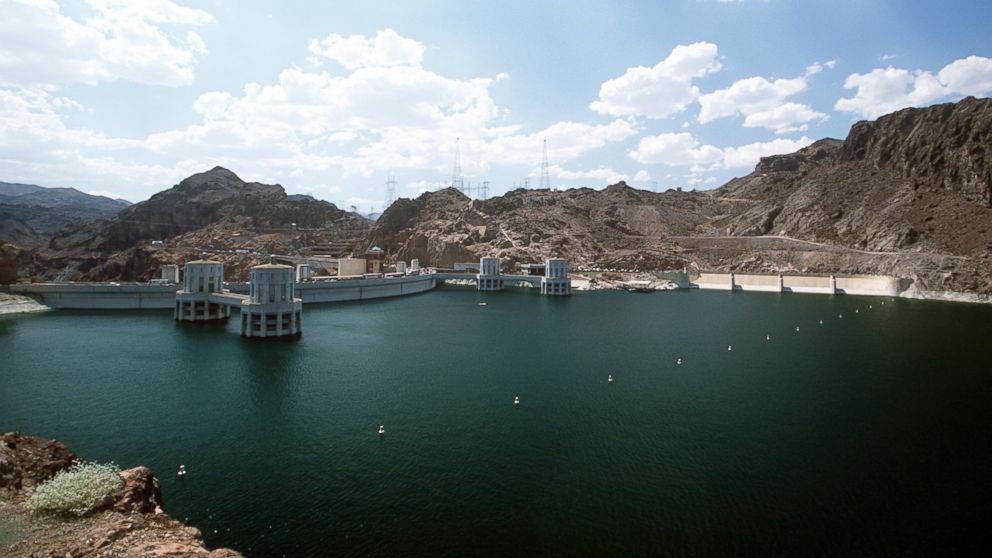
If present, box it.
[0,432,241,557]
[0,241,19,283]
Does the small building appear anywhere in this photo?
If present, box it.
[241,264,302,338]
[338,257,367,277]
[296,263,311,282]
[521,263,546,276]
[395,261,408,274]
[410,259,421,273]
[366,245,385,274]
[161,264,179,283]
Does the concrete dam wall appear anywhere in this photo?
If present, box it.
[12,275,437,310]
[691,272,900,297]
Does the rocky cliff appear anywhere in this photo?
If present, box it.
[369,97,992,295]
[0,182,131,248]
[25,167,371,282]
[0,432,240,557]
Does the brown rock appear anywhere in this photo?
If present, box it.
[113,466,163,514]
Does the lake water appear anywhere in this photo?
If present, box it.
[2,288,990,556]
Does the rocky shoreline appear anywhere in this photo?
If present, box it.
[0,432,241,557]
[0,294,49,315]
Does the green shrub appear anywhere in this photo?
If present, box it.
[25,461,122,517]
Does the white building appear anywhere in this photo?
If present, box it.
[410,259,421,273]
[296,263,311,282]
[541,258,571,295]
[161,264,179,283]
[477,256,503,291]
[175,260,229,320]
[241,264,302,338]
[338,258,366,277]
[395,261,408,274]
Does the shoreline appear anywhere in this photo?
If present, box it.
[0,294,50,316]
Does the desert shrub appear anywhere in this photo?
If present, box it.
[25,461,121,517]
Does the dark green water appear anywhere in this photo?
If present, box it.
[2,288,991,556]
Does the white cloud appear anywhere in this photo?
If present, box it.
[743,102,827,133]
[628,132,723,167]
[0,29,637,200]
[590,42,721,119]
[835,55,992,119]
[633,170,651,182]
[722,136,814,168]
[547,165,628,183]
[308,29,425,70]
[628,132,813,170]
[697,62,829,132]
[0,0,212,87]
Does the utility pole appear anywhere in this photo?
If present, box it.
[451,137,464,193]
[540,138,551,189]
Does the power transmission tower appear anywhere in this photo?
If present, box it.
[540,138,550,189]
[480,181,489,199]
[385,175,396,206]
[523,177,531,189]
[451,137,464,193]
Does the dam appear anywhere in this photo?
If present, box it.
[690,271,902,296]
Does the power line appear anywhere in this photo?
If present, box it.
[540,138,550,189]
[385,175,396,207]
[451,137,464,193]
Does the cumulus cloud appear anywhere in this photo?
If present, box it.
[546,165,628,183]
[628,132,723,167]
[307,28,425,70]
[722,136,814,168]
[697,63,829,133]
[0,28,637,199]
[835,55,992,119]
[590,42,721,119]
[633,170,651,182]
[0,0,212,87]
[628,132,813,170]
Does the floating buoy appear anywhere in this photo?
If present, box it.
[479,302,487,306]
[608,374,614,384]
[177,465,186,477]
[819,319,823,325]
[766,335,770,341]
[513,396,520,406]
[378,425,385,437]
[795,326,800,332]
[839,314,843,318]
[676,358,683,365]
[855,308,859,313]
[727,345,732,351]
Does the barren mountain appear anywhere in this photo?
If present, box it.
[0,181,131,245]
[25,167,370,282]
[370,97,992,294]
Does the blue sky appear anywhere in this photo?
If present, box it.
[1,0,991,208]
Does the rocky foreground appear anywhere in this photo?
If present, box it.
[0,432,240,557]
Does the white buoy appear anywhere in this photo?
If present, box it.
[177,465,186,477]
[513,396,520,406]
[839,314,843,318]
[855,309,859,313]
[727,345,732,351]
[795,326,800,332]
[378,425,385,437]
[479,302,487,306]
[608,374,613,384]
[676,358,683,365]
[766,334,770,341]
[819,319,823,325]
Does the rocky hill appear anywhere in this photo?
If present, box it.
[370,97,991,295]
[0,181,131,247]
[0,432,240,557]
[25,167,371,282]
